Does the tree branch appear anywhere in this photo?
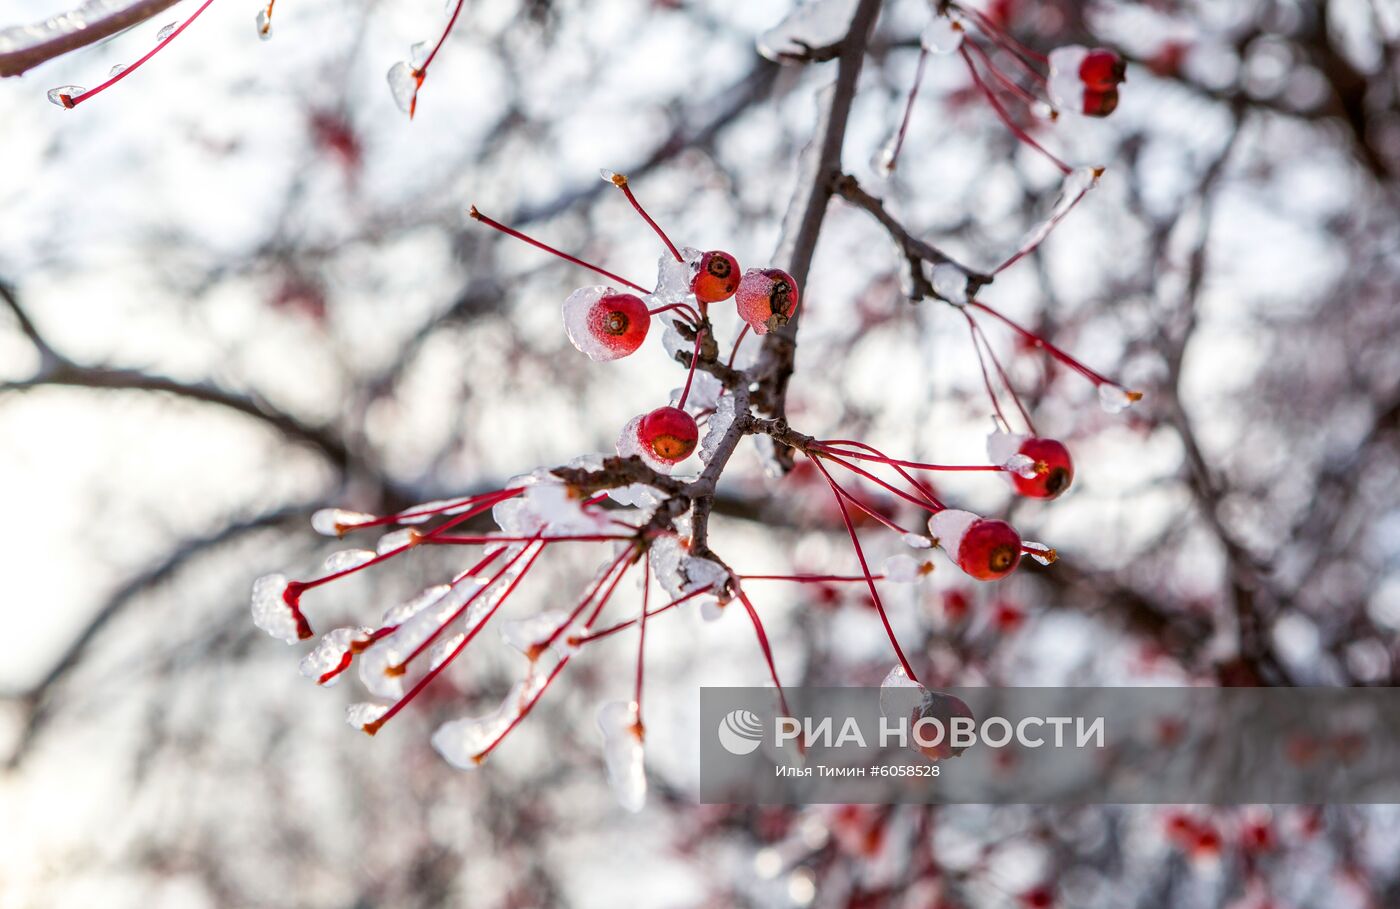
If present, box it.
[0,0,183,78]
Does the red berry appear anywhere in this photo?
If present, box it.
[1012,437,1074,500]
[1020,886,1054,909]
[637,406,699,464]
[588,292,650,356]
[691,250,741,303]
[1078,49,1125,91]
[735,267,798,334]
[1082,87,1119,117]
[957,519,1022,581]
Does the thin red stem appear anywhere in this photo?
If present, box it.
[964,309,1011,426]
[609,175,683,262]
[884,47,930,171]
[818,439,945,510]
[535,548,634,655]
[338,488,521,533]
[966,311,1037,434]
[648,302,702,325]
[419,0,466,74]
[734,586,793,719]
[726,323,753,370]
[815,450,941,516]
[807,457,919,683]
[992,184,1094,275]
[958,4,1049,66]
[677,329,706,409]
[739,574,887,583]
[425,533,634,545]
[469,207,650,294]
[959,45,1070,175]
[963,36,1041,107]
[814,443,1006,473]
[969,300,1121,388]
[64,0,219,107]
[569,586,712,646]
[633,558,651,733]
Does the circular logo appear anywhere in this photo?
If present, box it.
[717,709,764,755]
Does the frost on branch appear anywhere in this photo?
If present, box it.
[698,393,736,464]
[757,0,858,63]
[649,531,730,620]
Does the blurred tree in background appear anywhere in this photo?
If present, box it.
[2,0,1400,906]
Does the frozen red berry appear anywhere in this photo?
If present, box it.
[1078,49,1125,91]
[928,510,1023,581]
[1082,87,1119,117]
[735,267,798,334]
[1012,437,1074,499]
[636,406,699,464]
[562,286,650,361]
[691,250,741,303]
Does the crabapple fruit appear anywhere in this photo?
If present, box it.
[637,406,699,464]
[1012,437,1074,500]
[691,250,741,303]
[735,267,799,334]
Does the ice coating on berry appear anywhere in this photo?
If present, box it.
[300,626,373,686]
[1047,45,1089,112]
[757,0,859,62]
[692,250,741,303]
[251,572,306,643]
[927,509,978,553]
[931,263,969,304]
[47,86,84,108]
[597,700,647,812]
[920,14,963,54]
[1012,437,1074,499]
[735,268,798,335]
[562,286,650,361]
[651,248,703,308]
[635,406,699,465]
[956,519,1022,581]
[882,554,928,583]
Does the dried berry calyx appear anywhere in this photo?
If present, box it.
[735,267,799,334]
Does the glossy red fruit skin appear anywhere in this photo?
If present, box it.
[1012,437,1074,499]
[735,268,799,333]
[1082,87,1119,117]
[691,250,741,303]
[956,519,1022,581]
[1079,49,1125,91]
[637,406,699,463]
[587,292,650,357]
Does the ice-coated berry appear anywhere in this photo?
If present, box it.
[1078,49,1125,91]
[735,267,798,334]
[957,518,1022,581]
[637,406,699,464]
[1082,88,1119,117]
[1012,437,1074,500]
[691,250,741,303]
[563,286,650,361]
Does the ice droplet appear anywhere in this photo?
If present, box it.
[649,249,702,308]
[879,664,925,717]
[345,702,388,730]
[156,21,175,40]
[311,507,375,536]
[410,40,430,68]
[47,86,84,108]
[107,63,126,77]
[599,168,621,183]
[931,263,969,304]
[986,425,1027,467]
[872,134,899,177]
[299,626,373,686]
[1022,541,1058,566]
[882,554,927,583]
[927,509,978,553]
[903,533,933,550]
[432,681,532,768]
[919,14,963,54]
[386,60,420,114]
[254,8,271,40]
[250,572,301,643]
[376,528,419,555]
[323,548,376,572]
[500,610,574,658]
[1003,453,1038,479]
[1098,384,1142,413]
[597,700,647,812]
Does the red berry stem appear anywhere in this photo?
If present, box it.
[363,539,547,735]
[568,585,713,646]
[739,573,888,583]
[963,36,1041,108]
[647,302,702,325]
[956,2,1050,67]
[534,547,634,656]
[726,323,752,370]
[606,173,683,262]
[814,443,1008,473]
[470,555,636,761]
[885,47,931,172]
[817,438,945,509]
[424,532,635,545]
[677,329,706,409]
[419,0,467,81]
[59,0,219,108]
[817,449,944,515]
[632,557,651,737]
[734,585,794,720]
[965,310,1037,434]
[970,300,1134,393]
[806,456,920,684]
[991,182,1095,275]
[468,206,651,295]
[958,45,1070,175]
[335,487,522,534]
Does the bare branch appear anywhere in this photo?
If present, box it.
[0,0,183,78]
